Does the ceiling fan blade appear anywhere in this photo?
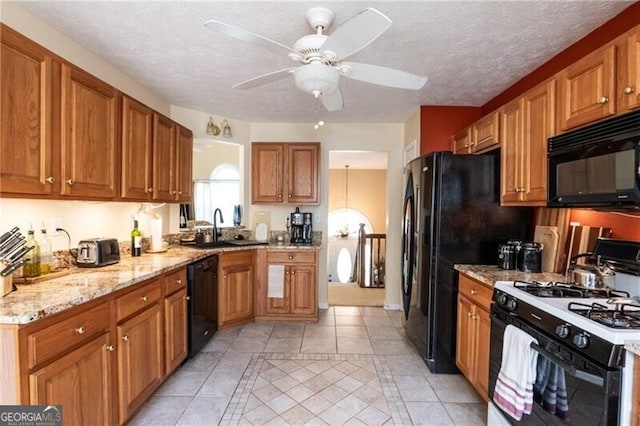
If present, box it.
[321,8,392,61]
[342,62,427,90]
[232,68,296,90]
[204,20,300,58]
[322,88,344,111]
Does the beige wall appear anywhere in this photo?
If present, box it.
[192,142,241,180]
[328,169,387,234]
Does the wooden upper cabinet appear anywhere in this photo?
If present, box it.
[501,79,555,206]
[287,143,319,204]
[621,28,640,111]
[60,63,119,199]
[152,113,176,201]
[121,96,153,200]
[175,125,193,202]
[558,45,616,131]
[252,142,319,205]
[452,127,471,154]
[0,25,56,196]
[471,111,500,153]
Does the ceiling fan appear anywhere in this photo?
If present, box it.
[204,7,428,112]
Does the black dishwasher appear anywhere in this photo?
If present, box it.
[187,254,218,358]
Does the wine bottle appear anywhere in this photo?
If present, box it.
[131,220,142,257]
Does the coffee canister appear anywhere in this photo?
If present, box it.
[497,244,517,270]
[518,241,544,273]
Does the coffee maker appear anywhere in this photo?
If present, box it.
[290,207,313,244]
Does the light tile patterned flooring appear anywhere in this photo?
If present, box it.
[130,306,487,425]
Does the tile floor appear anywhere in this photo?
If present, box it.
[130,306,487,425]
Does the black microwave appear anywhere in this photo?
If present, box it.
[547,109,640,210]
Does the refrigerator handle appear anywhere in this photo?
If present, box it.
[415,185,421,234]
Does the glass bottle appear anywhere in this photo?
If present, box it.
[131,220,142,257]
[38,228,52,275]
[23,229,41,278]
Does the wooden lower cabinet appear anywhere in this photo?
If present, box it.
[0,267,188,425]
[164,288,188,374]
[117,302,164,422]
[456,273,492,401]
[29,333,114,426]
[256,249,318,321]
[219,250,254,328]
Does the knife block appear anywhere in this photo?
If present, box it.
[1,274,13,297]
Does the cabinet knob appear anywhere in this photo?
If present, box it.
[291,271,295,275]
[470,289,477,295]
[624,86,635,95]
[45,176,55,184]
[76,326,86,335]
[289,255,294,260]
[147,188,153,193]
[66,178,74,185]
[224,275,228,279]
[106,344,115,352]
[141,295,148,302]
[467,312,473,318]
[288,194,292,198]
[598,96,609,105]
[172,190,177,195]
[185,296,190,301]
[178,191,182,195]
[473,314,479,320]
[176,279,182,284]
[122,335,129,342]
[278,194,282,198]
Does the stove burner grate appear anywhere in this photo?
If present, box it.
[512,280,630,299]
[568,301,640,329]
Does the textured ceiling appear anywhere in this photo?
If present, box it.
[14,1,632,123]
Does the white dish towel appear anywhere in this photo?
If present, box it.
[493,325,539,421]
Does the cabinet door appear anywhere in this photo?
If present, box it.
[117,304,163,423]
[522,80,555,205]
[455,295,474,379]
[60,64,119,199]
[175,125,193,202]
[622,30,640,111]
[252,143,284,203]
[474,306,491,402]
[29,333,114,426]
[164,288,188,375]
[152,113,176,201]
[287,143,319,204]
[0,26,56,196]
[220,264,254,325]
[558,45,616,131]
[500,98,524,204]
[472,112,500,153]
[290,264,316,315]
[452,127,471,154]
[121,96,153,200]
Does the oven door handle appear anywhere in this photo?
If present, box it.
[531,342,604,387]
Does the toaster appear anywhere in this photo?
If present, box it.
[76,238,120,268]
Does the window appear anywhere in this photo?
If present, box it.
[193,164,240,226]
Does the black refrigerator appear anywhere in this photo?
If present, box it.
[401,151,531,373]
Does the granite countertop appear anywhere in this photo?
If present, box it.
[0,243,319,325]
[454,264,566,288]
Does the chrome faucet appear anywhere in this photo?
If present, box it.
[213,208,224,242]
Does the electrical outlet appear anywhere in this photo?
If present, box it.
[51,218,62,235]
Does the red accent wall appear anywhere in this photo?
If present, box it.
[419,105,482,154]
[570,210,640,242]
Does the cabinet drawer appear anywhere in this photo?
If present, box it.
[164,268,186,296]
[27,302,110,369]
[458,275,493,309]
[221,250,254,267]
[267,250,317,264]
[116,279,162,321]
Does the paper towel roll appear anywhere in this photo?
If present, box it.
[151,218,163,251]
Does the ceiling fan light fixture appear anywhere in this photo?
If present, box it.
[294,62,340,97]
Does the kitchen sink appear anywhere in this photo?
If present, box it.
[183,240,269,249]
